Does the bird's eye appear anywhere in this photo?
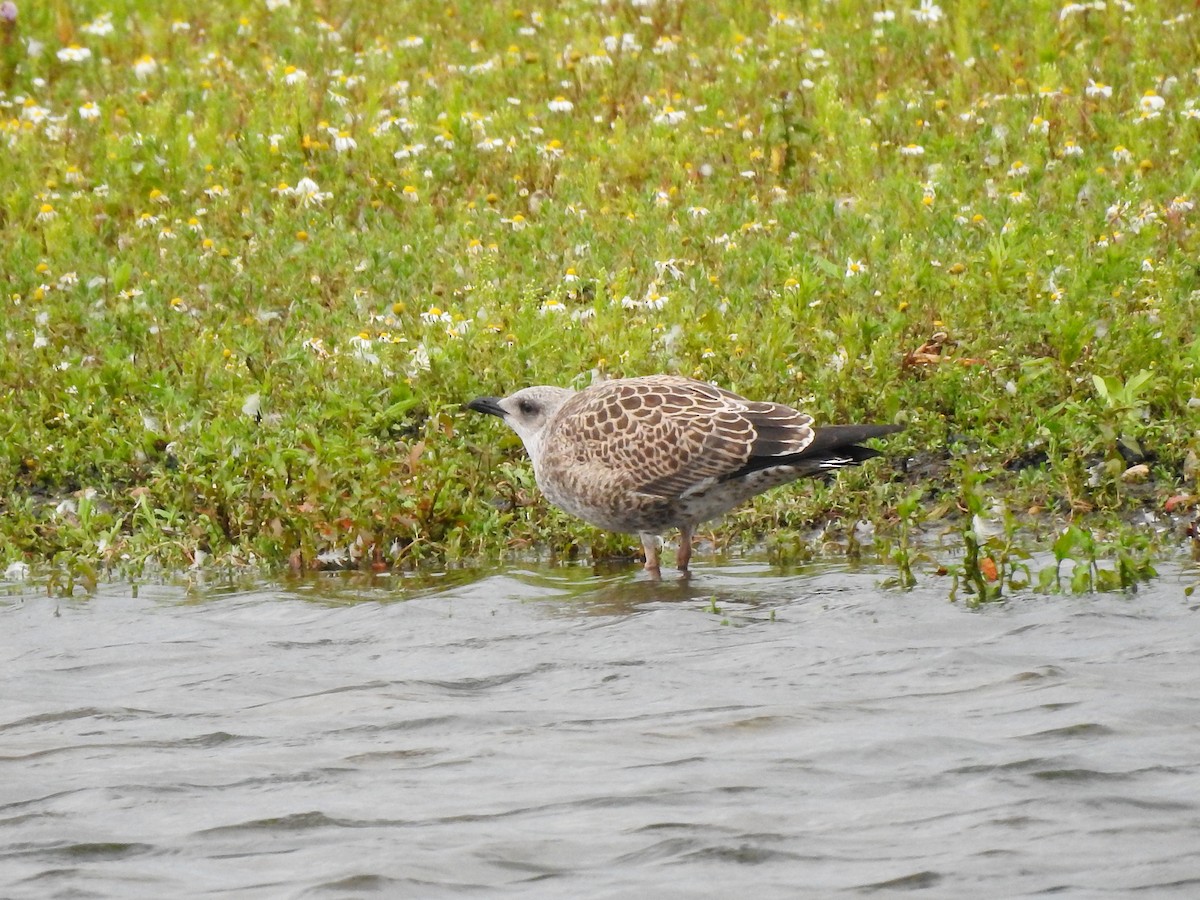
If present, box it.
[517,399,537,415]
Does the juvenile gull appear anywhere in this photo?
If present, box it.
[468,375,901,575]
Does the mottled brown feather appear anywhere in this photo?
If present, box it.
[540,376,815,500]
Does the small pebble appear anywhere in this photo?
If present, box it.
[1121,463,1150,483]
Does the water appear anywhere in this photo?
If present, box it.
[2,561,1199,898]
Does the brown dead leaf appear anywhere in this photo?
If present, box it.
[902,331,986,369]
[407,440,426,472]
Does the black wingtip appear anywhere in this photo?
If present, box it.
[802,424,902,456]
[724,423,901,480]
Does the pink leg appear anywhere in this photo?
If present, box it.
[675,526,693,572]
[641,533,662,578]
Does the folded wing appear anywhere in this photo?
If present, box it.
[547,376,818,499]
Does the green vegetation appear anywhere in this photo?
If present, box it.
[2,0,1198,594]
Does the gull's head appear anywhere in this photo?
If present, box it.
[467,385,575,465]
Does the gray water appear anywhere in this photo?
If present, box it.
[2,561,1199,899]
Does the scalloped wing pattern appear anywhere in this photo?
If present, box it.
[541,376,815,500]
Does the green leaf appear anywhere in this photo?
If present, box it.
[111,261,133,294]
[1052,527,1078,561]
[1037,566,1058,594]
[812,256,843,278]
[1070,565,1092,593]
[1125,369,1155,397]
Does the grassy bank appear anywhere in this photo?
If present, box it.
[2,0,1198,593]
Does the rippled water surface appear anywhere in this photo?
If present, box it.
[3,561,1200,898]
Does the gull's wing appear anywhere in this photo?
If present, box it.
[544,376,815,499]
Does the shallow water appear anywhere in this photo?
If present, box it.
[2,561,1200,898]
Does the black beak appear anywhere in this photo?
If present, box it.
[467,397,506,418]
